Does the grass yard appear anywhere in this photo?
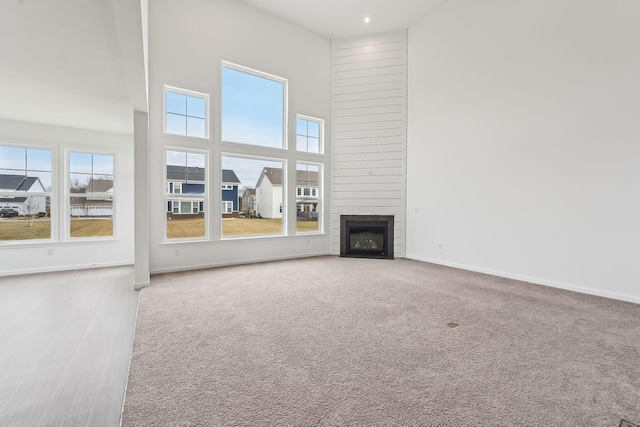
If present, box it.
[167,218,205,239]
[223,218,283,236]
[296,219,319,233]
[1,216,318,241]
[166,217,319,238]
[0,217,113,240]
[0,217,51,240]
[70,218,113,237]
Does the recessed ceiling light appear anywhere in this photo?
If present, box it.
[364,17,370,23]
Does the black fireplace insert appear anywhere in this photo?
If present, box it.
[340,215,394,259]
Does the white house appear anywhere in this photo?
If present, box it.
[0,174,47,216]
[295,170,319,219]
[255,168,283,219]
[254,168,319,219]
[70,179,114,217]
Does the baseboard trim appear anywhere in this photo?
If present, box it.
[405,255,640,305]
[149,251,332,276]
[0,261,134,277]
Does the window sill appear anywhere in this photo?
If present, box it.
[0,238,120,248]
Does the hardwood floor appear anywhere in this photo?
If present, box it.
[0,266,139,427]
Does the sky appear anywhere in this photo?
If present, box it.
[221,66,284,148]
[166,91,206,138]
[166,150,205,168]
[222,156,281,190]
[0,146,52,191]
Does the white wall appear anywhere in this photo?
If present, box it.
[406,0,640,303]
[0,118,135,275]
[330,31,408,256]
[149,0,330,273]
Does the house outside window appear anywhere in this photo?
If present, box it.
[0,145,52,241]
[221,169,241,219]
[296,162,321,234]
[221,156,284,237]
[165,149,207,240]
[69,152,115,238]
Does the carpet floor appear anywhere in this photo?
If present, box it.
[121,256,640,426]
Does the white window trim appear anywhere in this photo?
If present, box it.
[221,61,288,150]
[0,142,56,245]
[65,149,118,242]
[222,200,233,214]
[295,161,323,235]
[163,85,211,140]
[164,147,208,242]
[296,114,324,155]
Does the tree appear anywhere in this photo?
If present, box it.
[24,197,39,227]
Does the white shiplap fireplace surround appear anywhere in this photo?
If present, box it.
[330,31,407,257]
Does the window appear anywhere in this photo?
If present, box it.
[0,145,52,241]
[296,116,322,153]
[221,156,284,238]
[221,63,286,148]
[222,201,233,214]
[296,163,321,233]
[164,86,209,139]
[165,149,206,240]
[168,182,183,194]
[69,152,114,238]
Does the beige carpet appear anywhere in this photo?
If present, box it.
[122,256,640,426]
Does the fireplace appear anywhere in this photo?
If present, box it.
[340,215,394,259]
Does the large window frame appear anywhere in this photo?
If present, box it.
[0,142,124,246]
[221,61,288,149]
[296,115,323,154]
[158,61,326,244]
[295,161,322,235]
[164,148,209,242]
[66,149,116,241]
[0,143,55,244]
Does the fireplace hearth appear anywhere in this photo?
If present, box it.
[340,215,394,259]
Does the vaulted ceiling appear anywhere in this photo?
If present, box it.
[0,0,444,134]
[238,0,448,38]
[0,0,146,134]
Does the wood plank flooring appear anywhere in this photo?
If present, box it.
[0,266,139,427]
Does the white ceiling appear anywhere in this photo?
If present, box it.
[0,0,146,135]
[0,0,443,135]
[238,0,449,39]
